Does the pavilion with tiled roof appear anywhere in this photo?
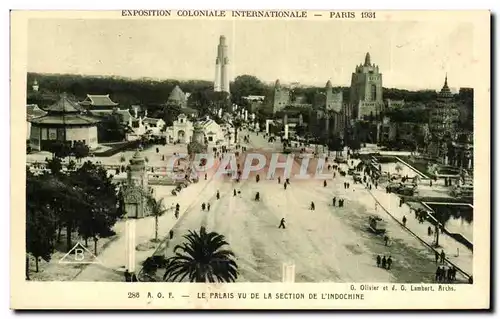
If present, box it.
[79,94,119,110]
[29,93,101,151]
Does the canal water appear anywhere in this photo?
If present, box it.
[426,203,473,243]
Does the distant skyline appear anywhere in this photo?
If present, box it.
[28,19,475,91]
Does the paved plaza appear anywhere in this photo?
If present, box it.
[60,130,473,283]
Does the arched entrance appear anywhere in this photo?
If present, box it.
[177,130,185,143]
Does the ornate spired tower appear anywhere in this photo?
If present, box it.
[428,74,460,164]
[123,151,149,219]
[214,35,230,94]
[349,52,384,119]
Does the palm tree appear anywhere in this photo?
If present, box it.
[147,196,168,242]
[163,226,238,282]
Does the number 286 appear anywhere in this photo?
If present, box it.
[361,12,376,19]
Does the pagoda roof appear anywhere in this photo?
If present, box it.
[42,93,82,113]
[168,85,186,102]
[30,114,101,125]
[90,109,134,123]
[80,94,118,107]
[27,104,47,119]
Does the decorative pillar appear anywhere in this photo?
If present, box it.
[125,219,136,272]
[284,124,289,139]
[282,262,295,283]
[266,120,271,134]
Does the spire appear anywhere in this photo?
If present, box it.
[219,35,226,45]
[326,80,332,88]
[438,73,453,100]
[364,52,371,66]
[275,79,281,88]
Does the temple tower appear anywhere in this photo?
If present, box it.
[349,52,383,119]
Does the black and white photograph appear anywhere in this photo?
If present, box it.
[11,9,490,310]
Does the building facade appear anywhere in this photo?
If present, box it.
[165,114,194,144]
[349,52,384,120]
[29,93,100,151]
[26,104,47,139]
[272,79,291,113]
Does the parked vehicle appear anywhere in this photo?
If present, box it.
[353,173,363,183]
[368,215,387,235]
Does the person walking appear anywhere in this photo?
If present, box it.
[332,197,336,207]
[216,190,220,200]
[381,256,387,269]
[435,267,441,282]
[428,226,432,236]
[284,183,287,190]
[201,203,206,211]
[278,176,281,184]
[278,218,286,229]
[234,189,237,197]
[169,230,174,240]
[376,255,381,268]
[402,216,407,227]
[435,251,439,264]
[387,256,393,270]
[384,235,389,246]
[323,180,327,187]
[440,250,446,263]
[310,202,315,210]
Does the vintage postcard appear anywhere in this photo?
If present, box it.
[10,10,490,310]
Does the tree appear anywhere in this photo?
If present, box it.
[47,140,71,159]
[45,157,62,175]
[26,173,57,273]
[328,133,344,157]
[161,104,183,127]
[70,161,122,253]
[230,75,266,106]
[187,141,207,158]
[147,196,168,242]
[163,226,238,282]
[73,142,90,162]
[97,113,127,142]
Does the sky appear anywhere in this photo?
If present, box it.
[27,18,476,90]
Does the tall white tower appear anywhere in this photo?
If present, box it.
[214,57,221,92]
[214,35,230,94]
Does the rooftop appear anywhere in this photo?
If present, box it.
[42,93,82,113]
[80,94,118,106]
[30,114,101,125]
[168,85,187,103]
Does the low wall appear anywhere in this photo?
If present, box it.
[93,140,142,157]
